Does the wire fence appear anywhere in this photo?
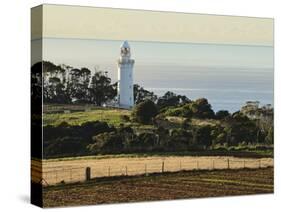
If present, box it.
[43,104,122,114]
[31,157,273,186]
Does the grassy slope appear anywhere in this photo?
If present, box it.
[42,108,273,159]
[43,108,131,127]
[43,167,273,207]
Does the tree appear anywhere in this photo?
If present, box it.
[132,100,158,124]
[191,98,215,119]
[134,84,157,104]
[223,113,258,145]
[157,91,190,109]
[196,125,214,148]
[181,118,191,129]
[66,68,91,103]
[167,128,192,151]
[88,71,116,105]
[137,132,158,150]
[88,132,124,154]
[31,62,42,107]
[43,61,68,103]
[216,110,230,120]
[265,127,273,144]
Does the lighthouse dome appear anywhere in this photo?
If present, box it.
[120,40,130,49]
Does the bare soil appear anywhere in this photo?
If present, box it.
[43,167,273,207]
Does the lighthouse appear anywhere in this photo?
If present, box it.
[117,41,135,109]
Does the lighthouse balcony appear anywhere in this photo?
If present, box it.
[117,58,135,65]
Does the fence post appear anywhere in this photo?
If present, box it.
[108,167,111,177]
[179,161,182,171]
[259,159,261,168]
[162,161,165,173]
[145,164,147,176]
[70,169,72,181]
[243,160,246,169]
[125,166,128,176]
[197,160,199,170]
[55,170,58,183]
[86,167,91,181]
[227,159,230,169]
[212,160,215,170]
[45,172,48,184]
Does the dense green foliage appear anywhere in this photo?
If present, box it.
[157,91,191,109]
[43,121,116,158]
[43,108,273,158]
[132,100,158,124]
[164,98,215,119]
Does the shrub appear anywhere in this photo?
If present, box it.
[195,125,214,147]
[132,100,158,124]
[58,121,70,127]
[192,98,215,119]
[181,118,191,129]
[215,110,230,120]
[138,132,158,150]
[120,114,130,122]
[165,107,183,116]
[88,132,124,154]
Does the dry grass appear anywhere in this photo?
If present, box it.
[31,156,273,185]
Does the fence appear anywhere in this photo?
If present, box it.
[43,104,96,113]
[43,104,123,114]
[31,157,273,186]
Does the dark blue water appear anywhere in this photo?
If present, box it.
[135,66,273,112]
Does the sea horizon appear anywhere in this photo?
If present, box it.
[145,86,273,112]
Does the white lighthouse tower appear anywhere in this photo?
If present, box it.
[117,41,135,109]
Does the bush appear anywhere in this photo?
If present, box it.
[195,125,214,147]
[181,118,191,129]
[88,132,124,154]
[120,114,130,122]
[138,132,158,150]
[164,107,182,116]
[215,110,230,120]
[58,121,70,127]
[43,121,116,158]
[163,98,214,119]
[132,100,158,124]
[192,98,215,119]
[44,136,88,158]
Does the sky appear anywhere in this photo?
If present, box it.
[32,5,273,46]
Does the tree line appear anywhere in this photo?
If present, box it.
[31,61,163,106]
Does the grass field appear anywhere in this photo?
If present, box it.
[43,167,273,207]
[43,108,131,126]
[43,105,219,128]
[31,156,273,185]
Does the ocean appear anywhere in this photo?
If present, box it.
[136,66,274,112]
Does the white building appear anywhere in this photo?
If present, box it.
[117,41,135,109]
